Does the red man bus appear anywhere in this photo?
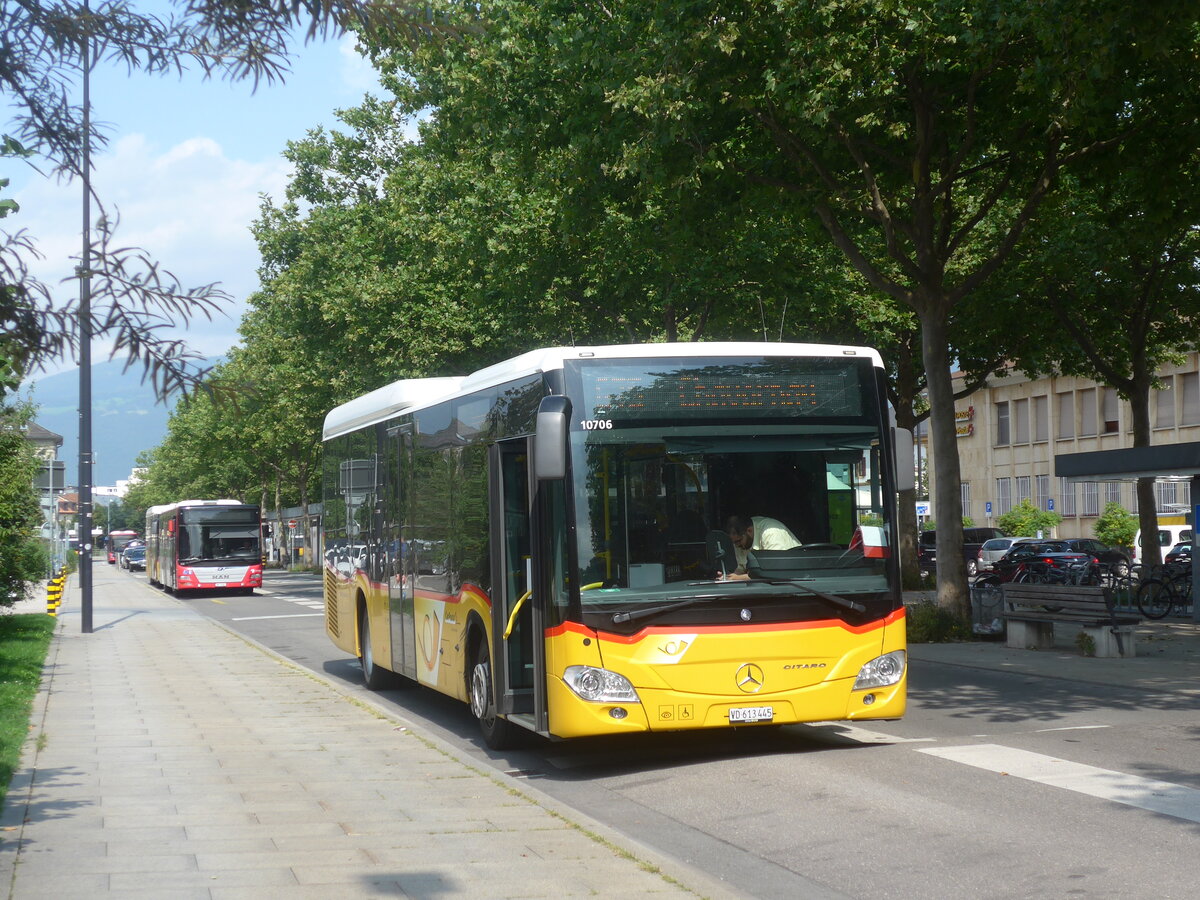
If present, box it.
[106,529,140,564]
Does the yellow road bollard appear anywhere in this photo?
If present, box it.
[46,568,66,616]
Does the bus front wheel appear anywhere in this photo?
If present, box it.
[470,641,517,751]
[359,610,394,690]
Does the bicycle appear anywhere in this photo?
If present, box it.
[1135,564,1193,619]
[1013,560,1098,586]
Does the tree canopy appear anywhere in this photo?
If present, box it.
[127,2,1200,615]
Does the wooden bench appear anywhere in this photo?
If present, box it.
[1001,582,1142,658]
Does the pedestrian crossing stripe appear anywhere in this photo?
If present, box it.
[918,744,1200,824]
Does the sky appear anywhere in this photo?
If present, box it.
[7,23,392,375]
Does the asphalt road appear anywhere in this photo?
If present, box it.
[123,566,1200,899]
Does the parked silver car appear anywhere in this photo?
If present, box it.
[976,536,1040,573]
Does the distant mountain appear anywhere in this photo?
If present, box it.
[21,359,217,488]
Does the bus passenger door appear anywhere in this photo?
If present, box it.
[488,438,545,732]
[388,425,416,681]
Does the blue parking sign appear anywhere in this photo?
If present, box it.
[1048,498,1055,511]
[985,501,992,515]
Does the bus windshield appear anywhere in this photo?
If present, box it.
[563,356,896,628]
[178,508,261,565]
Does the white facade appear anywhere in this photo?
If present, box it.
[925,353,1200,537]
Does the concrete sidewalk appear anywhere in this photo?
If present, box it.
[903,589,1200,696]
[0,569,740,899]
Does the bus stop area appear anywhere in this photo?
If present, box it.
[0,571,737,899]
[902,587,1200,688]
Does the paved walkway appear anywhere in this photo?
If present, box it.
[0,570,738,899]
[903,588,1200,694]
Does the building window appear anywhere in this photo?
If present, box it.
[1034,396,1049,442]
[1182,373,1200,426]
[961,482,971,522]
[1155,480,1179,509]
[1104,482,1122,507]
[1013,398,1030,443]
[1156,377,1175,428]
[1015,475,1031,505]
[1079,388,1097,436]
[996,477,1012,515]
[1056,392,1074,439]
[1059,478,1076,517]
[1036,475,1050,511]
[1102,388,1119,434]
[1082,482,1100,517]
[996,401,1010,445]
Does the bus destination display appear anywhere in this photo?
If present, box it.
[580,360,864,422]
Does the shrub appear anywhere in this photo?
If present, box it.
[906,601,972,643]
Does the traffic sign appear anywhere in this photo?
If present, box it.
[288,519,298,530]
[985,501,992,515]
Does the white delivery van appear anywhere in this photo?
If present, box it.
[1132,525,1192,564]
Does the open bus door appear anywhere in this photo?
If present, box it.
[487,437,548,740]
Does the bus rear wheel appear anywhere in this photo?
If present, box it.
[470,641,517,750]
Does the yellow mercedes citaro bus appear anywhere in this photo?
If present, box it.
[321,343,911,748]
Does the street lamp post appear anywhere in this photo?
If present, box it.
[77,1,94,633]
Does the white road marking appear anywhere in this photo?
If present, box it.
[1034,725,1111,733]
[919,744,1200,823]
[808,722,937,743]
[232,613,324,621]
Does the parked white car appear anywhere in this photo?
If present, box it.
[976,537,1040,573]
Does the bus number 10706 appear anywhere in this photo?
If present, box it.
[580,419,614,430]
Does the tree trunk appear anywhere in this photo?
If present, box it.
[1123,378,1162,567]
[890,335,924,589]
[920,305,969,620]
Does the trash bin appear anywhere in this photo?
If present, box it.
[970,580,1005,637]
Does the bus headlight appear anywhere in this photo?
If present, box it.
[853,650,906,690]
[563,666,639,703]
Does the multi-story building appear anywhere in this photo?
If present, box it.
[924,353,1200,538]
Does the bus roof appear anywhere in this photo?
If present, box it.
[146,499,257,518]
[322,342,884,441]
[322,376,466,441]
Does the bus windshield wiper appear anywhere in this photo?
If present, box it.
[760,580,867,614]
[611,593,727,625]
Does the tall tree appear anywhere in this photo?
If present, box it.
[1003,136,1200,565]
[0,396,48,604]
[369,0,1197,617]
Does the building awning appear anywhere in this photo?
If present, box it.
[1055,442,1200,482]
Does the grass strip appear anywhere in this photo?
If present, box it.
[0,614,56,811]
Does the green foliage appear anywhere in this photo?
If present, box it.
[906,602,971,643]
[996,499,1063,538]
[1094,502,1138,548]
[0,614,56,810]
[0,400,45,606]
[1074,630,1097,657]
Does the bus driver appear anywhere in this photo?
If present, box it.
[722,514,802,579]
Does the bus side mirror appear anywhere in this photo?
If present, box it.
[534,395,572,480]
[893,426,915,493]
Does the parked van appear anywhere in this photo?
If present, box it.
[1132,525,1193,565]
